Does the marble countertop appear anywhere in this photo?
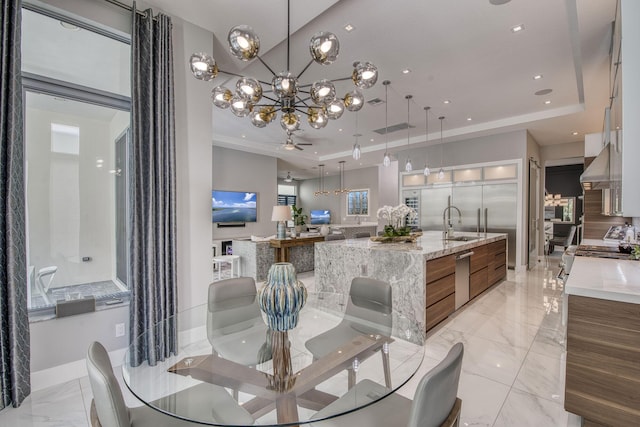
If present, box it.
[565,256,640,304]
[318,230,506,260]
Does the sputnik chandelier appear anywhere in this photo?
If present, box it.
[189,0,379,133]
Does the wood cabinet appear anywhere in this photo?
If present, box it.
[487,239,507,286]
[425,254,455,331]
[469,244,489,299]
[564,295,640,426]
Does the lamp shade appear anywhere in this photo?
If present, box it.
[272,205,292,222]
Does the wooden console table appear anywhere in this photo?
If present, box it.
[270,236,325,263]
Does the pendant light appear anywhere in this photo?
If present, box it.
[284,171,293,182]
[438,116,445,180]
[404,94,413,172]
[382,80,391,167]
[334,160,349,194]
[314,164,329,196]
[423,106,431,176]
[352,112,361,160]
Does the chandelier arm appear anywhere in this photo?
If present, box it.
[294,107,311,116]
[328,76,353,83]
[296,95,312,105]
[297,59,315,80]
[256,56,278,77]
[260,94,279,102]
[216,68,272,86]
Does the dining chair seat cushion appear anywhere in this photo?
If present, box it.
[140,382,254,426]
[310,379,411,426]
[304,321,369,359]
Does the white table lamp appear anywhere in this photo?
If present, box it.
[272,205,292,239]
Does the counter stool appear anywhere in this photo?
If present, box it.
[212,255,241,280]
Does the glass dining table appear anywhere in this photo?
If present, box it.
[122,293,425,426]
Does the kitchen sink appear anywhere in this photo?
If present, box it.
[444,236,478,242]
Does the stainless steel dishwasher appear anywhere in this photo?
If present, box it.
[455,251,474,309]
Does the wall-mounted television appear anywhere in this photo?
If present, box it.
[310,209,331,225]
[212,190,257,223]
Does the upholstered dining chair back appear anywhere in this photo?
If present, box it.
[207,277,262,337]
[407,342,464,427]
[345,277,393,337]
[86,341,130,427]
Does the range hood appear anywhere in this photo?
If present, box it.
[580,143,611,190]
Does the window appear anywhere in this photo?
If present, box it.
[347,189,369,216]
[22,8,131,312]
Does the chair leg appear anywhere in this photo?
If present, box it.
[232,388,239,401]
[347,368,356,390]
[381,349,392,388]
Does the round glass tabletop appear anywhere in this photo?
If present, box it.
[122,292,424,426]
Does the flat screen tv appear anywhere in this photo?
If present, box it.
[212,190,257,223]
[310,209,331,225]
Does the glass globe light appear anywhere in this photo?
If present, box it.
[228,25,260,61]
[383,152,391,167]
[281,112,300,132]
[257,106,276,123]
[309,31,340,65]
[308,107,328,129]
[352,143,361,160]
[438,168,445,180]
[211,86,233,109]
[190,53,218,81]
[236,77,262,103]
[272,72,299,100]
[250,111,267,128]
[352,61,378,89]
[310,79,336,105]
[344,89,364,112]
[230,96,251,117]
[326,99,344,120]
[423,165,431,176]
[405,158,413,172]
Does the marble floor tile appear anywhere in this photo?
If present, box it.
[7,259,586,426]
[513,351,566,404]
[493,388,580,427]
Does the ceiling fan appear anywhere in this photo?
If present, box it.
[281,131,312,151]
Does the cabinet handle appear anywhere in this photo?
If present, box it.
[456,251,474,260]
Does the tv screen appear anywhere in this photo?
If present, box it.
[310,210,331,225]
[212,190,257,223]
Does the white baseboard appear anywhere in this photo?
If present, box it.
[31,347,127,392]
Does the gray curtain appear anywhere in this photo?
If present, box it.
[0,0,30,409]
[129,5,177,366]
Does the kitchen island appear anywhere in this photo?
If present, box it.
[563,254,640,426]
[314,231,507,343]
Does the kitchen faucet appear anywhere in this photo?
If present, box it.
[442,196,462,239]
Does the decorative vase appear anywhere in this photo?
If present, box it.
[320,224,330,236]
[258,263,307,331]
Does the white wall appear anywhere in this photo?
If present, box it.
[211,146,277,240]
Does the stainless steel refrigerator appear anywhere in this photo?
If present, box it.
[417,183,518,268]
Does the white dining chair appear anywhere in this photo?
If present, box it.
[310,342,464,427]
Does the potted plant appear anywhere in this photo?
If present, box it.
[291,204,307,234]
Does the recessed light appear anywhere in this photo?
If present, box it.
[338,128,343,132]
[533,74,543,80]
[314,151,318,154]
[544,100,552,105]
[490,0,511,5]
[344,24,355,32]
[511,24,525,33]
[466,117,472,121]
[402,68,411,74]
[60,21,80,31]
[370,138,374,142]
[572,131,579,136]
[443,100,451,104]
[241,134,246,138]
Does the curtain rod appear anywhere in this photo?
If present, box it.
[103,0,157,19]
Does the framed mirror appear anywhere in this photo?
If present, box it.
[544,196,575,224]
[347,189,369,216]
